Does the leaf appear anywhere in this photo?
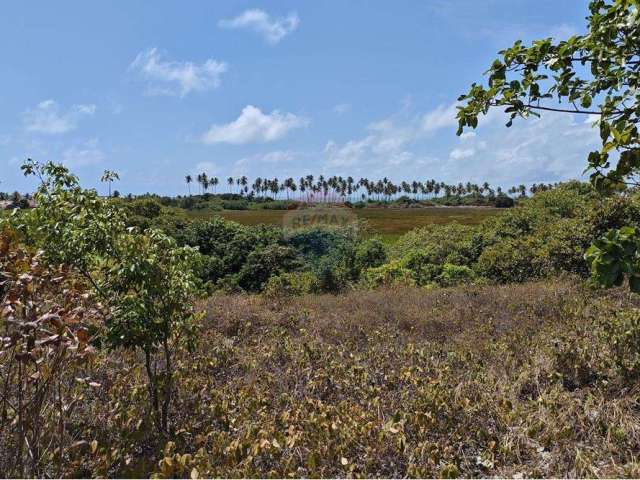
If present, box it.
[341,457,349,466]
[90,439,98,454]
[190,468,200,479]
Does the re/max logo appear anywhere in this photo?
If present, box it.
[283,208,355,230]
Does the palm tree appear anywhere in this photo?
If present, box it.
[227,177,234,193]
[200,173,208,196]
[185,174,193,196]
[100,170,120,197]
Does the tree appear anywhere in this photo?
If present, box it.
[185,174,193,196]
[456,0,640,291]
[0,227,102,477]
[17,159,201,433]
[100,170,119,197]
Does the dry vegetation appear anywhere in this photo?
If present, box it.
[12,279,640,478]
[201,206,501,241]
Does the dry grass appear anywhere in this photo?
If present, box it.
[56,279,640,478]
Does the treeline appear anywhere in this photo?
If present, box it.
[185,173,557,202]
[117,180,640,295]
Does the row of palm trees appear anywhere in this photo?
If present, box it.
[184,173,556,202]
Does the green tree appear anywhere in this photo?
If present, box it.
[100,169,119,197]
[457,0,640,291]
[15,159,201,433]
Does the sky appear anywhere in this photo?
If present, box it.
[0,0,597,195]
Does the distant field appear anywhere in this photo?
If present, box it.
[187,206,502,241]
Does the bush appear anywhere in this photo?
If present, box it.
[354,237,387,272]
[361,260,416,288]
[126,198,163,218]
[221,199,250,210]
[263,271,318,298]
[391,223,477,266]
[474,237,544,283]
[494,194,514,208]
[399,250,443,286]
[237,244,303,292]
[437,263,476,287]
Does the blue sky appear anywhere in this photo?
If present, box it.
[1,0,596,195]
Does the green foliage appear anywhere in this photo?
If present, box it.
[361,260,416,288]
[181,217,282,284]
[263,271,318,298]
[457,0,640,291]
[437,263,476,287]
[585,226,640,291]
[354,237,388,272]
[221,199,249,210]
[126,198,163,219]
[457,0,639,191]
[391,223,478,266]
[602,307,640,378]
[236,244,303,292]
[14,160,201,433]
[475,237,543,283]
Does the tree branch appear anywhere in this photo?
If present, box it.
[490,101,622,115]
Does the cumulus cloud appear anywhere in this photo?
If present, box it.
[421,102,459,133]
[219,9,299,44]
[130,48,227,97]
[323,100,600,184]
[449,147,475,160]
[443,112,600,184]
[201,105,309,145]
[61,139,105,167]
[23,100,96,134]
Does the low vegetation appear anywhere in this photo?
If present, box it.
[4,271,640,477]
[1,0,639,476]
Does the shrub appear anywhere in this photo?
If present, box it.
[361,260,416,288]
[474,237,544,283]
[602,308,640,379]
[399,250,443,286]
[494,194,514,208]
[126,198,163,218]
[354,237,387,272]
[391,223,477,266]
[437,263,476,287]
[17,160,202,435]
[236,244,303,292]
[263,271,318,298]
[0,227,102,477]
[221,199,249,210]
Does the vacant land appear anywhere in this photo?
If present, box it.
[34,280,640,478]
[188,206,502,240]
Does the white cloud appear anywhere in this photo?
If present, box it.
[23,100,96,135]
[421,102,459,133]
[201,105,309,145]
[333,103,351,115]
[324,136,375,167]
[322,99,600,184]
[459,131,476,141]
[219,9,299,44]
[130,48,227,97]
[449,148,475,160]
[444,112,600,184]
[61,139,105,167]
